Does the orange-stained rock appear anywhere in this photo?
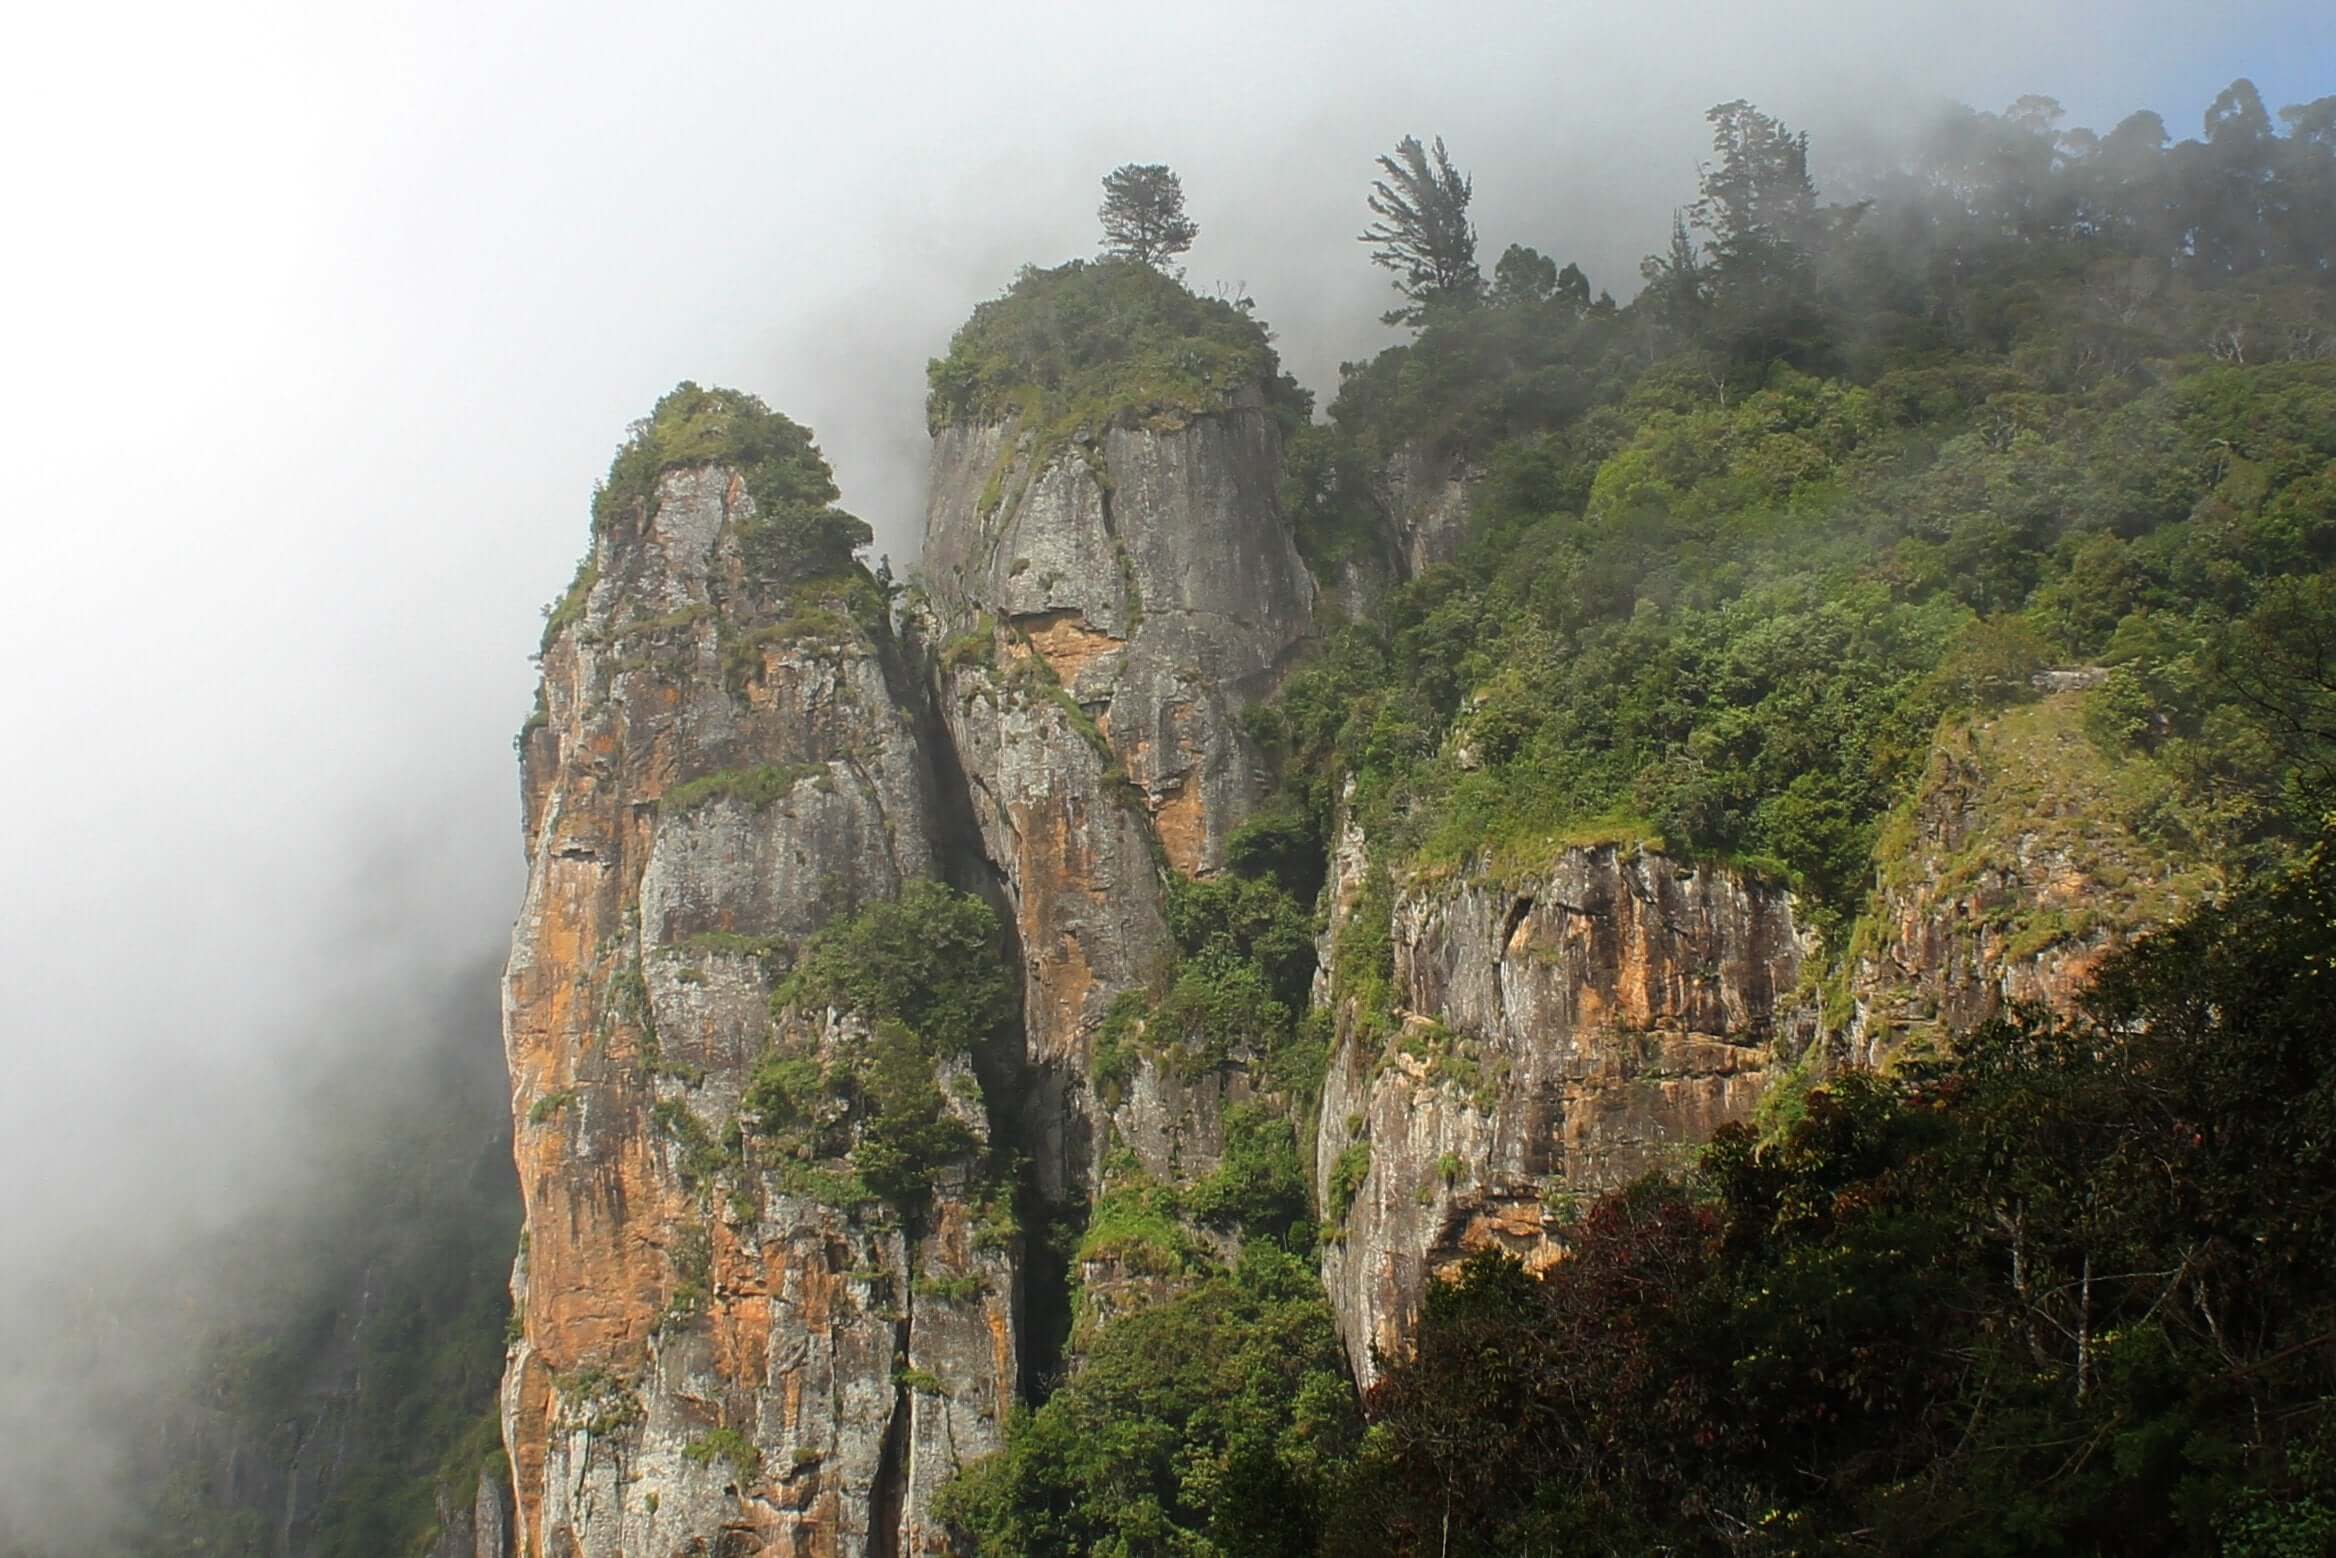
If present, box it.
[1315,831,1813,1388]
[918,393,1315,1209]
[1009,609,1122,686]
[502,463,1008,1558]
[1847,694,2222,1063]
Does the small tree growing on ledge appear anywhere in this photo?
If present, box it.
[1098,163,1198,267]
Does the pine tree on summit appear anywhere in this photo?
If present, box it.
[1098,163,1198,267]
[1360,134,1480,324]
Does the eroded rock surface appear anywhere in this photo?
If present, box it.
[504,466,1006,1557]
[1846,693,2222,1065]
[1314,830,1810,1387]
[919,395,1314,1197]
[1379,440,1476,576]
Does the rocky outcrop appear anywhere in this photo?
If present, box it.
[1378,441,1476,576]
[1846,692,2222,1065]
[427,1473,513,1558]
[1313,821,1810,1387]
[503,464,1008,1556]
[1307,692,2230,1386]
[504,367,2226,1556]
[919,394,1314,1197]
[502,364,1322,1550]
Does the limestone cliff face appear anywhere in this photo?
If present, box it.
[1845,692,2222,1065]
[918,394,1314,1196]
[1313,817,1810,1387]
[504,465,1009,1557]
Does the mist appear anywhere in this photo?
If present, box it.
[1,0,2328,1544]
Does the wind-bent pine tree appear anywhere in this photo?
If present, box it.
[1098,163,1199,267]
[1359,134,1480,325]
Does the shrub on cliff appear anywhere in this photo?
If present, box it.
[775,879,1014,1059]
[750,882,1013,1209]
[938,1243,1358,1556]
[846,1020,980,1205]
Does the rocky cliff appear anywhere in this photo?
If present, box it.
[504,447,1011,1556]
[1311,814,1811,1386]
[499,360,2228,1553]
[918,391,1315,1200]
[501,366,1316,1553]
[1298,690,2226,1388]
[1377,441,1476,577]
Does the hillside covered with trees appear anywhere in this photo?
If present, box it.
[927,79,2336,1556]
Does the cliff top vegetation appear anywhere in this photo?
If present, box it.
[594,381,872,584]
[924,256,1309,438]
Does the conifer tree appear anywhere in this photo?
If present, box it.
[1098,163,1198,267]
[1360,134,1480,324]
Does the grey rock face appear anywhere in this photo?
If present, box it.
[425,1473,513,1558]
[919,395,1315,1200]
[924,648,1169,1201]
[1378,441,1477,576]
[1314,833,1810,1387]
[474,1475,512,1558]
[923,394,1314,878]
[503,465,1003,1557]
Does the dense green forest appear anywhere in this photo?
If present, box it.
[934,80,2336,1555]
[939,849,2336,1554]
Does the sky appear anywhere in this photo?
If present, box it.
[0,0,2328,1537]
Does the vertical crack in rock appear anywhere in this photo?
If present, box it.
[918,391,1314,1210]
[869,1301,910,1558]
[916,386,1317,1365]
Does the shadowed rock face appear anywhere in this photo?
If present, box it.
[503,466,1009,1557]
[919,394,1315,1200]
[1313,827,1812,1389]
